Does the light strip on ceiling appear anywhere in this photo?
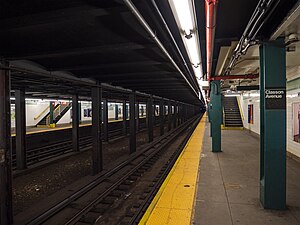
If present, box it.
[169,0,203,81]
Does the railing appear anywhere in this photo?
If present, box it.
[46,104,61,125]
[236,96,244,121]
[34,106,50,120]
[222,107,225,125]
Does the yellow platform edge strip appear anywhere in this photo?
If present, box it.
[11,116,150,137]
[139,113,207,225]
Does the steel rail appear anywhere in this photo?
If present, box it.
[63,115,199,225]
[26,116,197,225]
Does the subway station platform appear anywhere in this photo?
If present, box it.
[11,122,92,136]
[140,115,300,225]
[10,117,149,136]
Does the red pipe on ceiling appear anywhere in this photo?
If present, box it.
[205,0,218,82]
[210,74,259,81]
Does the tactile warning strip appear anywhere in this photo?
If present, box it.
[139,113,206,225]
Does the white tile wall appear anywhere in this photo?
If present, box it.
[239,86,300,158]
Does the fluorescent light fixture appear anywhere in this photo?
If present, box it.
[171,0,194,34]
[169,0,203,79]
[193,67,203,79]
[185,36,201,66]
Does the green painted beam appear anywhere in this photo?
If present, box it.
[49,101,54,126]
[259,39,286,210]
[210,81,222,152]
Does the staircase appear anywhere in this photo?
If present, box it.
[223,96,243,128]
[36,104,60,126]
[36,103,72,127]
[53,103,72,124]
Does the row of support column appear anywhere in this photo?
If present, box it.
[208,39,287,210]
[0,76,198,223]
[12,90,196,175]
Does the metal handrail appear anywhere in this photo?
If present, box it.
[236,96,244,121]
[34,106,50,120]
[46,104,61,119]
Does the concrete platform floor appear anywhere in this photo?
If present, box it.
[11,121,92,135]
[192,121,300,225]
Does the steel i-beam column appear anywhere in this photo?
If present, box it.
[91,86,103,174]
[173,102,177,128]
[259,39,286,210]
[159,99,164,136]
[147,96,154,142]
[102,99,108,142]
[122,100,127,136]
[210,80,222,152]
[168,100,172,131]
[78,101,82,123]
[15,89,27,170]
[0,66,13,225]
[72,94,79,152]
[129,93,136,154]
[49,101,54,127]
[136,102,139,132]
[177,105,180,125]
[115,104,119,120]
[168,101,172,131]
[179,104,183,125]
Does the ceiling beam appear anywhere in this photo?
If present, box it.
[0,6,126,31]
[6,43,149,60]
[78,71,177,80]
[52,60,168,71]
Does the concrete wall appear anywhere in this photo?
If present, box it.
[26,101,50,126]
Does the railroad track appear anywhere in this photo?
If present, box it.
[25,115,201,225]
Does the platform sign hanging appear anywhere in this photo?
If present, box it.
[264,88,286,109]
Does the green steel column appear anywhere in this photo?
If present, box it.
[125,103,129,119]
[115,104,119,120]
[210,81,222,152]
[49,101,54,127]
[78,102,82,123]
[259,39,286,210]
[208,102,212,137]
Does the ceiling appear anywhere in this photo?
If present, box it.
[0,0,201,104]
[1,0,299,102]
[195,0,300,92]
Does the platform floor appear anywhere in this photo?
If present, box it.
[141,117,300,225]
[193,121,300,225]
[11,121,92,136]
[11,116,148,135]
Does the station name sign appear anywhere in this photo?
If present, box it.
[265,88,286,110]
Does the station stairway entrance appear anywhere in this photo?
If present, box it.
[36,103,72,127]
[222,96,243,128]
